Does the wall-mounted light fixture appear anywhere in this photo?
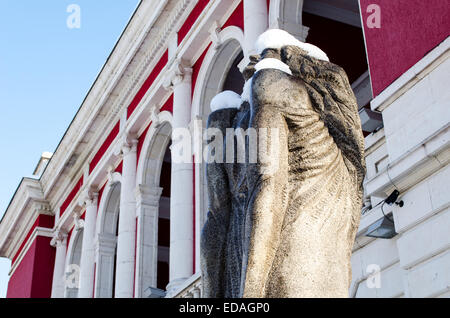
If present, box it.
[366,212,397,239]
[365,190,404,239]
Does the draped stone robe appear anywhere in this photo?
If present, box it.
[201,102,251,298]
[201,45,366,298]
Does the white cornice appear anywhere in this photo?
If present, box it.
[0,178,52,259]
[365,125,450,198]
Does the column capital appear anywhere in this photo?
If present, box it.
[107,166,122,185]
[95,233,117,254]
[135,184,163,208]
[51,229,68,247]
[112,134,138,158]
[150,106,161,127]
[78,187,99,208]
[209,21,222,50]
[163,59,192,90]
[74,212,85,231]
[121,137,139,156]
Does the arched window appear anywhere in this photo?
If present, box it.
[65,229,83,298]
[95,182,120,298]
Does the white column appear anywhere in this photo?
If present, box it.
[115,138,138,298]
[51,230,67,298]
[244,0,268,57]
[94,233,117,298]
[165,60,194,296]
[134,185,163,297]
[78,191,98,298]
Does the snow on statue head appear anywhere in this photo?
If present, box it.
[255,29,329,62]
[241,29,329,104]
[210,90,242,112]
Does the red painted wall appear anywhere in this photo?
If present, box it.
[12,214,54,265]
[60,175,84,217]
[360,0,450,96]
[89,121,120,174]
[223,1,244,30]
[178,0,211,45]
[7,236,55,298]
[127,50,169,118]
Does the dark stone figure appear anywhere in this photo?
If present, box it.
[201,31,366,298]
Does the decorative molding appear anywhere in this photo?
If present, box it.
[0,178,54,259]
[170,272,202,298]
[135,185,163,209]
[150,106,160,128]
[121,137,139,156]
[209,21,222,50]
[95,233,117,255]
[50,229,68,248]
[107,170,122,186]
[78,188,99,208]
[163,59,193,89]
[364,125,450,197]
[73,213,85,232]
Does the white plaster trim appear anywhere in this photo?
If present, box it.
[364,128,385,153]
[349,261,401,298]
[0,178,49,257]
[365,125,450,197]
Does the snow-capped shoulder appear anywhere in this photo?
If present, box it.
[241,58,292,104]
[255,29,329,62]
[210,90,242,112]
[254,58,292,75]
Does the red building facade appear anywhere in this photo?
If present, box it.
[1,0,449,298]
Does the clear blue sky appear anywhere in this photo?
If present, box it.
[0,0,140,298]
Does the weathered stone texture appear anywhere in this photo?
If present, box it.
[201,44,366,298]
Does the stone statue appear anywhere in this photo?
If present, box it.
[201,29,366,298]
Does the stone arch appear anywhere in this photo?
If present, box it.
[94,179,121,298]
[136,111,173,187]
[191,26,245,121]
[64,227,83,298]
[269,0,309,41]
